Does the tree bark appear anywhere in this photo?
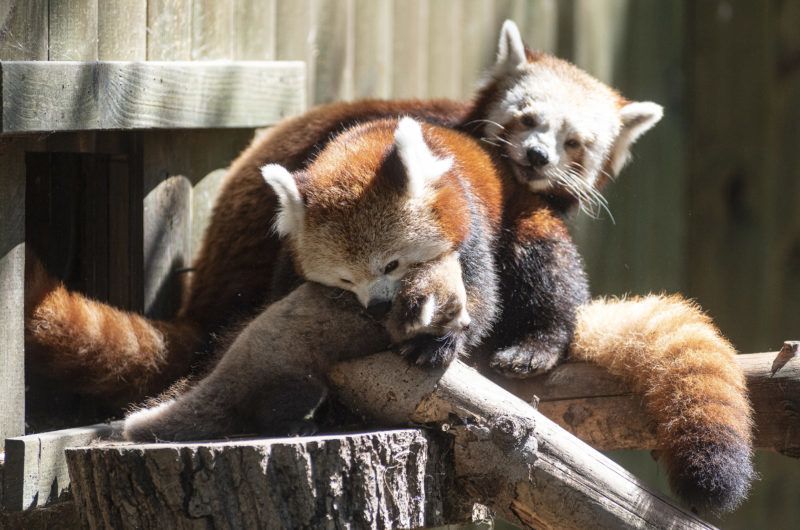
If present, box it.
[65,430,450,530]
[330,353,716,530]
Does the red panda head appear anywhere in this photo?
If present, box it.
[262,118,467,309]
[473,20,663,217]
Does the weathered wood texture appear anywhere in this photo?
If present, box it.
[66,430,449,529]
[496,349,800,456]
[2,422,120,511]
[331,353,715,530]
[0,137,25,449]
[0,61,305,133]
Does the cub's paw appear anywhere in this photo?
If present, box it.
[386,252,470,342]
[398,334,463,368]
[489,345,564,378]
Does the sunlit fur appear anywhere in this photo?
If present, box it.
[572,295,755,513]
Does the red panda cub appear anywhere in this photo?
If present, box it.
[124,116,503,438]
[262,117,502,365]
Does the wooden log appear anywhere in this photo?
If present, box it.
[0,61,305,133]
[331,354,714,530]
[493,345,800,456]
[65,430,449,529]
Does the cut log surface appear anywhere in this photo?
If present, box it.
[65,429,449,530]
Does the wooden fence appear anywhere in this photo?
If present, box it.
[1,0,798,528]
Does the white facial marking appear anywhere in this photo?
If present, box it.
[261,164,303,236]
[418,296,436,328]
[394,117,453,198]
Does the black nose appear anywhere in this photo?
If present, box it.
[366,300,392,319]
[526,147,549,167]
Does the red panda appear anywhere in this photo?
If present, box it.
[27,20,752,512]
[125,117,505,438]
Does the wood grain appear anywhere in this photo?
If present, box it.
[146,0,192,60]
[0,137,26,450]
[191,0,234,60]
[48,0,98,61]
[391,0,428,98]
[233,0,276,60]
[2,422,120,511]
[97,0,146,60]
[332,353,716,529]
[1,61,305,132]
[0,0,48,60]
[66,430,448,528]
[313,0,354,103]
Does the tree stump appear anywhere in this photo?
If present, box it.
[65,429,450,529]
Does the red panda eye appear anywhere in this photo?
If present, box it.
[520,115,537,128]
[340,278,353,285]
[383,260,399,274]
[564,139,581,149]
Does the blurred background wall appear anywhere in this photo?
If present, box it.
[3,0,798,527]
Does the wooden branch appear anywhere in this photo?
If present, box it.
[330,354,715,530]
[65,430,449,529]
[0,61,305,133]
[490,344,800,456]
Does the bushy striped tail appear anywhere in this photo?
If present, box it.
[25,258,204,404]
[571,294,754,513]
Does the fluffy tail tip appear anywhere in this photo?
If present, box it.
[669,436,756,514]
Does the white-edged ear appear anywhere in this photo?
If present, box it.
[260,164,304,236]
[394,117,453,198]
[608,101,664,176]
[495,20,527,72]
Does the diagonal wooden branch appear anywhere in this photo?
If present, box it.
[330,353,715,530]
[490,344,800,456]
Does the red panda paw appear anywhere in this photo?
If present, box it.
[396,333,464,368]
[489,344,565,378]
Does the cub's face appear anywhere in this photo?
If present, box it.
[295,198,450,308]
[482,21,663,215]
[262,118,457,310]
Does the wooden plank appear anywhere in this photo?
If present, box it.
[426,0,462,99]
[686,1,775,351]
[352,0,391,99]
[275,0,314,104]
[191,0,234,60]
[2,422,121,511]
[142,134,192,319]
[0,137,25,450]
[521,0,558,52]
[1,61,305,133]
[391,0,429,98]
[571,1,687,297]
[233,0,276,60]
[146,0,192,60]
[0,0,48,60]
[48,0,98,61]
[142,129,255,318]
[107,154,134,309]
[313,0,354,104]
[98,0,146,60]
[460,0,496,96]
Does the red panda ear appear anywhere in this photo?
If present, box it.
[393,118,453,198]
[608,101,664,177]
[260,164,304,236]
[495,20,527,72]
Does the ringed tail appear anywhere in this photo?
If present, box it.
[25,258,204,403]
[571,294,755,513]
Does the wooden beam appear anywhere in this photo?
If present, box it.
[0,61,305,133]
[494,346,800,456]
[65,430,449,528]
[2,422,121,511]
